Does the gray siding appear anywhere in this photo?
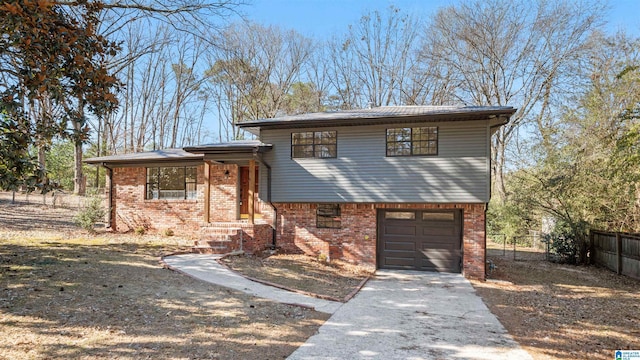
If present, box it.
[259,120,490,203]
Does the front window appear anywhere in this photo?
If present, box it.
[146,166,197,200]
[292,131,337,158]
[386,127,438,156]
[317,204,341,228]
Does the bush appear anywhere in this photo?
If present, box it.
[487,199,533,244]
[74,196,106,233]
[134,226,146,235]
[163,228,174,237]
[544,219,588,264]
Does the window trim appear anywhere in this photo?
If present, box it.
[291,130,337,159]
[386,126,438,157]
[145,166,197,200]
[316,203,341,229]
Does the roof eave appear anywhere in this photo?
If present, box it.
[183,144,273,155]
[237,108,517,130]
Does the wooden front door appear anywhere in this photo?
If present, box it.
[240,167,260,216]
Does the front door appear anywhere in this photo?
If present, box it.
[240,167,260,217]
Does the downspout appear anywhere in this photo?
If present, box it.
[102,163,114,230]
[253,152,277,250]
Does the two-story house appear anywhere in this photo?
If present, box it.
[86,106,515,280]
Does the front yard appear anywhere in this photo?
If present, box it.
[2,192,639,359]
[0,194,328,359]
[473,244,640,360]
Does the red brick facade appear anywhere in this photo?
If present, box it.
[108,163,272,254]
[273,202,487,280]
[110,166,205,233]
[108,164,487,280]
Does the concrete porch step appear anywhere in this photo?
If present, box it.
[192,239,235,254]
[201,227,240,236]
[201,221,248,228]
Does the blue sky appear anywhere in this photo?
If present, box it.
[236,0,640,38]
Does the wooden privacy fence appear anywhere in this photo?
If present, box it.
[590,230,640,279]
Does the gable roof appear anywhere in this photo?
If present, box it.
[237,106,516,132]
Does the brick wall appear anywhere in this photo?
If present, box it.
[110,163,275,253]
[111,166,206,234]
[273,203,487,280]
[210,164,238,221]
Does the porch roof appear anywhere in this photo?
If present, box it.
[85,141,272,167]
[84,148,203,166]
[183,140,272,155]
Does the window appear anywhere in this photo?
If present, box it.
[384,211,416,220]
[386,127,438,156]
[292,131,337,158]
[422,212,455,221]
[317,204,341,228]
[146,166,197,200]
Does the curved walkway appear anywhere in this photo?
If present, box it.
[163,254,532,360]
[162,253,343,314]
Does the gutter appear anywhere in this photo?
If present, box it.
[253,152,278,250]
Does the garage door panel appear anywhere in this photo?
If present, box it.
[383,255,416,268]
[384,241,415,251]
[384,225,416,236]
[419,249,461,259]
[379,209,462,273]
[421,227,456,236]
[420,258,461,272]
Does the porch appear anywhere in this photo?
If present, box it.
[184,141,275,255]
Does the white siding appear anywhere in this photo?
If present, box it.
[259,121,490,203]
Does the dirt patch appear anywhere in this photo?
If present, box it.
[220,254,374,301]
[0,193,329,359]
[473,243,640,360]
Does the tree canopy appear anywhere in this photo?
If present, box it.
[0,0,120,192]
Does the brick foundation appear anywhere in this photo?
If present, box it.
[273,203,487,280]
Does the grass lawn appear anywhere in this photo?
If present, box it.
[0,195,328,359]
[473,243,640,360]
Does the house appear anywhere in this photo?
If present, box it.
[85,105,516,280]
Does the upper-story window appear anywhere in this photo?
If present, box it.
[291,130,337,158]
[146,166,197,200]
[386,127,438,156]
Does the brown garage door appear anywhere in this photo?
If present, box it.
[377,209,462,272]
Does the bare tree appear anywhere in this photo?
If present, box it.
[422,0,605,202]
[205,22,313,140]
[326,6,424,108]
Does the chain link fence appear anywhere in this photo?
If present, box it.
[487,231,551,261]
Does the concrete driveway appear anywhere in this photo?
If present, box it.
[163,255,531,359]
[288,270,532,360]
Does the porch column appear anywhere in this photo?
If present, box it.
[203,161,211,223]
[248,159,256,224]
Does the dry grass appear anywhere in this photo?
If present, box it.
[221,254,373,301]
[0,194,329,359]
[473,242,640,360]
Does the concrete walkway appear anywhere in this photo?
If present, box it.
[163,254,532,360]
[162,253,343,314]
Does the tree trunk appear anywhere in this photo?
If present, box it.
[74,137,85,196]
[73,107,86,196]
[491,130,507,204]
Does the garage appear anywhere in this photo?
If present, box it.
[377,209,462,272]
